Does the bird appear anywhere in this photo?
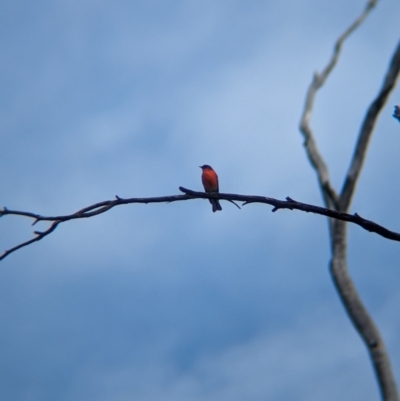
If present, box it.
[394,105,400,123]
[200,164,222,212]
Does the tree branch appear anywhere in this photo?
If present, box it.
[340,40,400,210]
[298,1,400,399]
[2,188,400,261]
[299,0,378,211]
[330,220,399,401]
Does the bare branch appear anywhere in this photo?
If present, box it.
[320,0,377,82]
[340,40,400,210]
[298,1,400,399]
[0,221,60,261]
[331,220,399,401]
[2,188,400,261]
[299,0,377,210]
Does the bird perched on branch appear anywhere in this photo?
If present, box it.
[200,165,222,213]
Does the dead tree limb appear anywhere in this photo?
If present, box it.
[299,0,400,399]
[340,40,400,210]
[2,188,400,261]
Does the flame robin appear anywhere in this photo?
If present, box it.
[200,165,222,212]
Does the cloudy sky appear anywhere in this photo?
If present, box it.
[1,1,400,400]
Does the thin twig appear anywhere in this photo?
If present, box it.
[0,221,60,261]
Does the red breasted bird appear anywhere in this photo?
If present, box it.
[200,165,222,212]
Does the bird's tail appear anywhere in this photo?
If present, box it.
[212,200,222,213]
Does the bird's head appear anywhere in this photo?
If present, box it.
[199,164,213,170]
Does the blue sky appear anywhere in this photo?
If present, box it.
[1,1,400,400]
